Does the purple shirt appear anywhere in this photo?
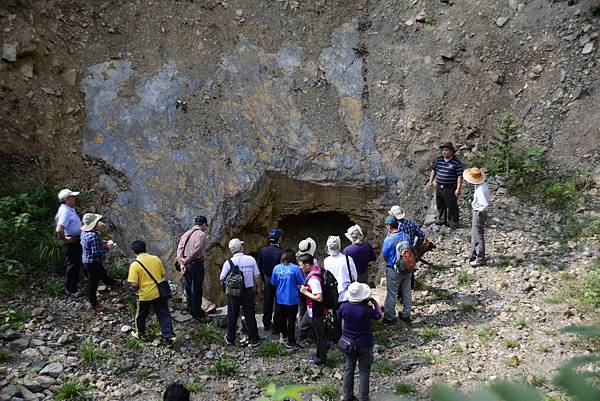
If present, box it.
[342,242,376,275]
[339,302,382,349]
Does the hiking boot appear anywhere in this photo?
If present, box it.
[164,337,177,347]
[91,303,105,312]
[381,318,395,326]
[64,289,81,299]
[399,315,412,325]
[131,331,145,340]
[248,338,262,348]
[470,259,486,267]
[284,341,299,350]
[224,335,235,346]
[463,254,476,262]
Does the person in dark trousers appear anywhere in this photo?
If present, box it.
[163,382,190,401]
[342,224,376,284]
[271,249,305,348]
[55,189,83,298]
[219,238,262,347]
[257,228,284,330]
[79,213,119,312]
[177,216,209,322]
[298,253,328,366]
[128,240,176,346]
[426,142,464,229]
[339,282,382,401]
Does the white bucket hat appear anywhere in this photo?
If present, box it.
[388,205,405,220]
[326,235,341,256]
[346,282,371,303]
[58,188,80,201]
[228,238,244,254]
[344,225,364,244]
[296,237,317,256]
[81,213,102,232]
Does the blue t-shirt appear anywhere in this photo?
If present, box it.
[270,263,305,306]
[381,232,409,267]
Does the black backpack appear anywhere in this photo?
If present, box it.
[306,268,338,310]
[224,259,245,297]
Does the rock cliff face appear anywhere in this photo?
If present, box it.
[1,0,598,301]
[80,20,398,301]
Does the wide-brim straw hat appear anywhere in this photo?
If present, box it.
[463,167,486,185]
[81,213,103,231]
[296,237,317,256]
[346,282,371,303]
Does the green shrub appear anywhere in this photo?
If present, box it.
[54,380,88,401]
[373,360,395,375]
[191,323,223,346]
[515,318,529,329]
[505,339,519,349]
[107,265,128,280]
[207,359,237,376]
[0,306,31,329]
[255,341,289,358]
[421,324,441,341]
[80,341,105,365]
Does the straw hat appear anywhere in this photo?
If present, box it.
[346,282,371,303]
[463,167,486,185]
[296,237,317,256]
[81,213,103,231]
[344,225,364,243]
[388,205,405,220]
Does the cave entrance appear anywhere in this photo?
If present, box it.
[206,172,386,304]
[277,211,355,262]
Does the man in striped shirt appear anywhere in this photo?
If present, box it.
[426,142,464,229]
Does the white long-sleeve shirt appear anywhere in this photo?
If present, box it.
[471,182,489,212]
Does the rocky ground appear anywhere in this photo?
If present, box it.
[1,184,599,401]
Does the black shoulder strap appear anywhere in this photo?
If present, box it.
[182,229,200,258]
[135,260,159,285]
[345,254,355,283]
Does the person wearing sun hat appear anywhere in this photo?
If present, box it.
[55,189,83,298]
[463,167,489,266]
[339,282,382,401]
[342,225,376,284]
[80,213,119,312]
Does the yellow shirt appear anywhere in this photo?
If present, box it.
[127,253,165,301]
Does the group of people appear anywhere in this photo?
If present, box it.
[53,142,490,401]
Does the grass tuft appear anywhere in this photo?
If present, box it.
[191,323,223,346]
[207,359,237,376]
[474,325,495,341]
[420,324,440,341]
[255,341,288,358]
[395,382,415,395]
[54,380,88,401]
[80,341,105,365]
[457,271,474,286]
[373,359,395,375]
